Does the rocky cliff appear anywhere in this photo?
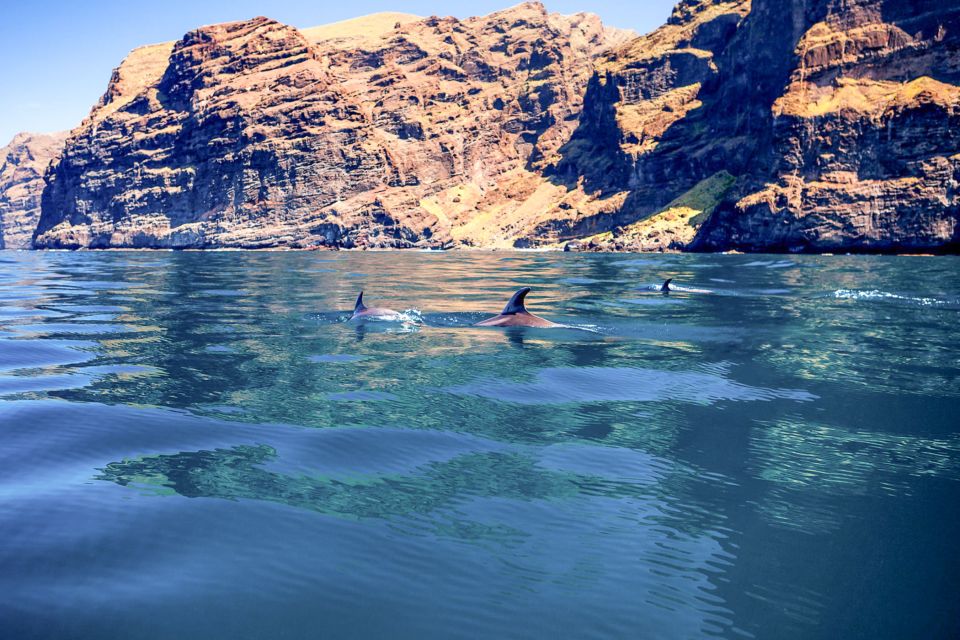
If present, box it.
[25,0,960,251]
[555,0,960,252]
[697,0,960,252]
[0,132,67,249]
[34,3,632,249]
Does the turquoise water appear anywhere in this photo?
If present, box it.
[0,250,958,639]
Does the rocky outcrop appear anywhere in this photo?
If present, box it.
[34,4,633,249]
[0,132,67,249]
[25,0,960,252]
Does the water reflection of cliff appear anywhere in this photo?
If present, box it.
[99,446,625,535]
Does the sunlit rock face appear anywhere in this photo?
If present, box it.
[34,4,632,249]
[0,132,67,249]
[29,0,960,252]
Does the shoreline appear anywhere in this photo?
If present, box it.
[2,247,952,257]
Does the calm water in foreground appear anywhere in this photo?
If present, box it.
[0,251,957,639]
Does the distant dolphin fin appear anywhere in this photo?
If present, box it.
[661,279,673,292]
[501,287,531,315]
[354,291,366,312]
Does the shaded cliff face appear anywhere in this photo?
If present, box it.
[35,3,632,249]
[697,0,960,252]
[554,0,960,252]
[0,132,67,249]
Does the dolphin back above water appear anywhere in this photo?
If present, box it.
[475,287,561,328]
[350,291,402,321]
[659,278,714,294]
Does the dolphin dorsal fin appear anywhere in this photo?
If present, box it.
[354,291,366,312]
[502,287,531,315]
[661,279,673,292]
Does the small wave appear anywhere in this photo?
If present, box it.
[833,289,948,307]
[203,345,237,354]
[198,289,247,297]
[0,338,97,372]
[308,354,367,363]
[202,405,248,415]
[742,260,796,268]
[560,323,604,334]
[417,312,488,327]
[615,258,672,267]
[326,390,399,402]
[446,365,816,405]
[620,297,684,306]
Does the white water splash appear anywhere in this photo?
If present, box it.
[833,289,947,307]
[398,308,424,324]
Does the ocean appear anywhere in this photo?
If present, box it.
[1,250,957,639]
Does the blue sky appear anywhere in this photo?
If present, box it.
[0,1,676,145]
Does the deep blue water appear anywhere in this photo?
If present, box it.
[0,250,958,639]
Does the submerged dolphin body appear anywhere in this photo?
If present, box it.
[474,287,561,328]
[350,291,402,321]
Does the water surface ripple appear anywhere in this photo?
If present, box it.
[0,251,957,640]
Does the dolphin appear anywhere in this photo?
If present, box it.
[475,287,561,328]
[659,278,714,294]
[350,291,402,321]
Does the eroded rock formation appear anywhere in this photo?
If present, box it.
[34,3,632,249]
[0,132,67,249]
[21,0,960,251]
